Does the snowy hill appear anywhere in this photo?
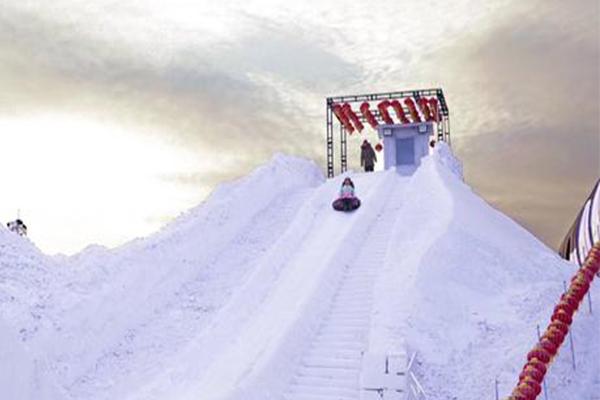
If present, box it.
[0,147,597,400]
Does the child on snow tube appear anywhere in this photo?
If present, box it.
[332,177,361,211]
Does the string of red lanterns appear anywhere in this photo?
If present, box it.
[331,97,442,131]
[330,97,442,151]
[506,243,600,400]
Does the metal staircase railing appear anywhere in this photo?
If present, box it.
[407,352,428,400]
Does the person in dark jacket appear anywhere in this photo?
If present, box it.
[360,140,377,172]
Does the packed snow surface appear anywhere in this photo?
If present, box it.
[0,147,598,400]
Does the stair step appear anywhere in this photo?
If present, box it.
[297,366,359,379]
[292,374,357,387]
[288,383,358,397]
[303,356,361,369]
[285,393,358,400]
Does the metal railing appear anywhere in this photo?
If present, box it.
[407,352,428,400]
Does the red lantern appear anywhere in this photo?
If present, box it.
[521,376,542,396]
[572,271,593,285]
[584,262,600,276]
[509,391,531,400]
[417,98,433,121]
[515,384,536,400]
[579,267,596,282]
[527,359,547,375]
[584,260,600,275]
[571,281,590,298]
[332,103,355,133]
[567,286,586,302]
[554,301,575,316]
[359,102,379,129]
[390,100,410,124]
[527,346,551,363]
[375,143,383,152]
[560,293,580,311]
[428,97,440,122]
[377,100,395,124]
[544,328,565,347]
[404,97,422,123]
[341,103,364,132]
[548,320,569,336]
[519,366,545,383]
[539,338,558,357]
[552,309,573,325]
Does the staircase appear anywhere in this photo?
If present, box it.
[284,183,406,400]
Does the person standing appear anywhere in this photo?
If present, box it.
[360,139,377,172]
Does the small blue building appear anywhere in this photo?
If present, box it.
[377,122,434,171]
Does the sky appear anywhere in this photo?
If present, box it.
[0,0,598,254]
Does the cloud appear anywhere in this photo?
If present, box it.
[0,0,597,252]
[427,0,600,249]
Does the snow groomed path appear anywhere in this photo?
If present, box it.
[284,176,409,400]
[173,169,413,400]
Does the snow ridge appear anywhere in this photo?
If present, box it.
[1,149,598,400]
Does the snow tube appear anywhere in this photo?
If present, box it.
[332,197,361,212]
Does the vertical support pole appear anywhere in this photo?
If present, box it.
[340,124,347,174]
[536,325,550,400]
[494,378,499,400]
[326,99,334,178]
[563,280,577,371]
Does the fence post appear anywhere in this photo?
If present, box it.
[536,325,550,400]
[562,281,577,371]
[494,378,499,400]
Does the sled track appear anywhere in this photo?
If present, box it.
[284,179,408,400]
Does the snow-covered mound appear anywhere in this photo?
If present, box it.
[0,148,597,400]
[0,318,66,400]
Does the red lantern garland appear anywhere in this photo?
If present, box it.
[377,100,394,124]
[417,98,433,121]
[508,242,600,400]
[359,102,379,129]
[428,97,440,122]
[332,103,355,133]
[390,100,410,124]
[375,143,383,152]
[341,103,364,133]
[404,97,422,123]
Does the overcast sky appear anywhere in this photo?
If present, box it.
[0,0,598,254]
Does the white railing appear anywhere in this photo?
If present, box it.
[407,352,428,400]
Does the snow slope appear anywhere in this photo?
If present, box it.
[0,146,597,400]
